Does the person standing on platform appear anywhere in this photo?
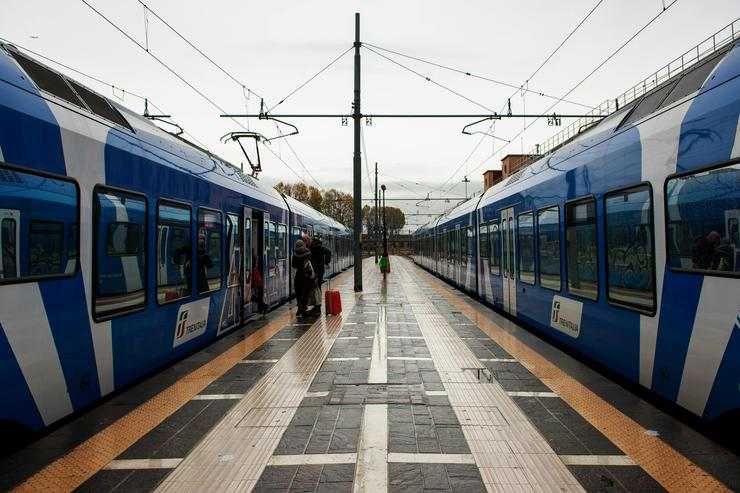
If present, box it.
[309,237,332,314]
[292,239,314,316]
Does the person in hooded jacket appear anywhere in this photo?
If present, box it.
[292,239,314,316]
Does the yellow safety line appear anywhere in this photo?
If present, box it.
[409,259,731,492]
[14,270,353,493]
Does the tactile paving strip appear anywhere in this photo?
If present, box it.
[154,274,364,492]
[396,262,584,492]
[402,257,732,492]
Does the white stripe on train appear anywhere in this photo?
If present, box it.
[0,283,73,425]
[637,95,692,390]
[47,102,115,397]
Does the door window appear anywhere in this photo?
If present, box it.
[566,198,598,300]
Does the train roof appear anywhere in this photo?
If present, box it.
[479,35,739,211]
[0,41,287,211]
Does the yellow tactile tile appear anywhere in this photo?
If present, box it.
[402,257,732,492]
[13,269,354,493]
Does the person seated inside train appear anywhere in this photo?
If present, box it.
[197,236,213,292]
[691,231,732,271]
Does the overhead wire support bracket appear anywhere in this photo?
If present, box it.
[143,98,183,135]
[461,115,510,142]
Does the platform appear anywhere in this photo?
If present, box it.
[2,257,739,492]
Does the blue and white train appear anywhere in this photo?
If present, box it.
[413,33,740,424]
[0,42,352,437]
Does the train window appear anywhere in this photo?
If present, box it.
[277,224,287,259]
[480,223,490,259]
[1,218,18,279]
[28,221,64,276]
[244,218,252,281]
[157,202,191,304]
[490,221,501,275]
[9,50,85,108]
[666,162,740,277]
[605,185,656,312]
[226,214,241,288]
[537,206,561,291]
[501,218,509,276]
[93,189,146,319]
[467,227,475,258]
[517,212,535,285]
[268,221,277,272]
[68,80,133,131]
[198,209,223,293]
[660,50,728,109]
[106,222,142,256]
[566,197,598,300]
[0,166,78,283]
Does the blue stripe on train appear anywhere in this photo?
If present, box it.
[39,274,102,410]
[703,315,740,420]
[0,322,44,431]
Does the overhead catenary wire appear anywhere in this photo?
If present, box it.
[137,0,264,100]
[363,42,594,110]
[80,0,307,183]
[434,0,608,194]
[80,0,308,183]
[137,0,326,185]
[465,0,679,178]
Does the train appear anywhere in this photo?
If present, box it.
[413,32,740,424]
[0,41,352,436]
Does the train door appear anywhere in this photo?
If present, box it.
[218,212,242,333]
[501,207,517,315]
[0,209,20,280]
[242,207,253,319]
[251,210,265,312]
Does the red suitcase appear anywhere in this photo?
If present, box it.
[324,289,342,315]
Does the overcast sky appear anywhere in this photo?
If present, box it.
[2,1,738,230]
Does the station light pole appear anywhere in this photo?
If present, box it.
[380,184,390,273]
[374,162,379,264]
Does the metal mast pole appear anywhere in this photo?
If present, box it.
[352,12,362,291]
[374,162,379,263]
[382,185,388,256]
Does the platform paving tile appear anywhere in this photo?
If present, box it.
[75,469,173,493]
[118,399,237,460]
[273,404,362,456]
[252,463,356,493]
[388,462,486,493]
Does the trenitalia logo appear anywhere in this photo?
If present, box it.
[173,297,210,348]
[550,295,582,338]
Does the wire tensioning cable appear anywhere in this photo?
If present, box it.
[364,45,497,114]
[266,46,354,114]
[363,42,594,110]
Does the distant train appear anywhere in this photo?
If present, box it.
[413,33,740,423]
[0,42,352,435]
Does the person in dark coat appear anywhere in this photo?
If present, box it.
[310,238,332,286]
[292,239,313,316]
[308,237,332,314]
